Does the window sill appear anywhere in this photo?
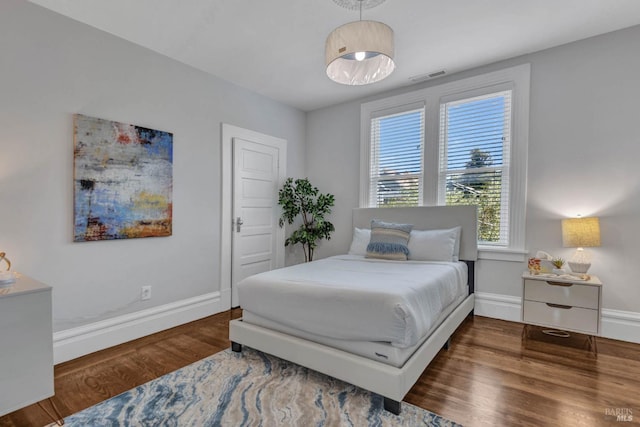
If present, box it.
[478,247,528,262]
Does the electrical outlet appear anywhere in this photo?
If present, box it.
[141,285,152,300]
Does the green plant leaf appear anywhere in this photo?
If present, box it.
[277,177,335,262]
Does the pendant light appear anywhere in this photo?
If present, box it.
[325,0,395,85]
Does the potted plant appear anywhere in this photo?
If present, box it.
[278,177,335,262]
[551,257,565,274]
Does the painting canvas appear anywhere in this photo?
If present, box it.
[74,114,173,241]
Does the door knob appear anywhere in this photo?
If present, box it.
[236,217,244,232]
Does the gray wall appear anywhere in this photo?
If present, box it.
[0,0,306,332]
[307,25,640,313]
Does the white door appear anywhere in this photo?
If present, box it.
[231,137,281,306]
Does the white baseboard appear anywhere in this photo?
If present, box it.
[601,309,640,344]
[474,292,521,322]
[474,292,640,344]
[53,291,226,364]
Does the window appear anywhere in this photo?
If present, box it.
[361,65,530,257]
[439,91,511,246]
[369,108,424,207]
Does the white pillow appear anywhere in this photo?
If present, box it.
[348,228,371,256]
[452,226,461,262]
[408,227,461,262]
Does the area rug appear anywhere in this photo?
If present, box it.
[57,347,461,426]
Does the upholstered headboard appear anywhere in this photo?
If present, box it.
[352,205,478,261]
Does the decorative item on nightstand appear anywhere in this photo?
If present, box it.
[562,216,601,274]
[551,257,566,275]
[528,257,541,275]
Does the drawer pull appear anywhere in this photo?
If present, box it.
[542,329,571,338]
[546,281,573,287]
[546,303,572,309]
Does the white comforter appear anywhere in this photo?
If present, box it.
[237,255,467,348]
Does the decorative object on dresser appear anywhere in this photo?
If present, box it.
[0,274,63,425]
[561,216,601,274]
[0,252,16,287]
[0,251,11,271]
[521,272,602,354]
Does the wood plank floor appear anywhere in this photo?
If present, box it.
[1,312,638,426]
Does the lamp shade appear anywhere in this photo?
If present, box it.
[325,20,395,85]
[562,217,601,248]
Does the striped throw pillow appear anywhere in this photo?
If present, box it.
[365,220,413,261]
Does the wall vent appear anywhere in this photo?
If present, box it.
[408,70,446,83]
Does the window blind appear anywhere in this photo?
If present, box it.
[439,91,512,245]
[370,108,425,207]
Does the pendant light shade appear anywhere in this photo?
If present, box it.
[325,20,395,85]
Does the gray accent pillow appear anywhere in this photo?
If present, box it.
[365,220,413,261]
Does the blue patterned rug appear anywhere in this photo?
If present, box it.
[58,347,461,426]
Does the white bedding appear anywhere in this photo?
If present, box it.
[242,290,467,367]
[237,255,467,348]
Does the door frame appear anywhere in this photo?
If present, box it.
[221,123,287,310]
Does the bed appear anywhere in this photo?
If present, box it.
[229,205,477,414]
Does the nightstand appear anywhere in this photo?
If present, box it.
[521,272,602,353]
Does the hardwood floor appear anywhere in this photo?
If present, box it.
[1,312,638,426]
[406,319,640,426]
[0,309,242,427]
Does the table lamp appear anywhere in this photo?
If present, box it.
[561,217,600,274]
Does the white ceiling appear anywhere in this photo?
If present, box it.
[28,0,640,112]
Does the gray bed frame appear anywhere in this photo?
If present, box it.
[229,205,477,415]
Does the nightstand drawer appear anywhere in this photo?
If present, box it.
[523,279,599,309]
[522,300,599,334]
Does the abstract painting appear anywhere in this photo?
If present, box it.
[74,114,173,241]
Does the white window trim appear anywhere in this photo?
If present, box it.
[360,64,530,259]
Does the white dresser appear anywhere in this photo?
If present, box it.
[0,274,54,417]
[521,272,602,352]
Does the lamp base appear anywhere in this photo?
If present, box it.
[568,261,591,274]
